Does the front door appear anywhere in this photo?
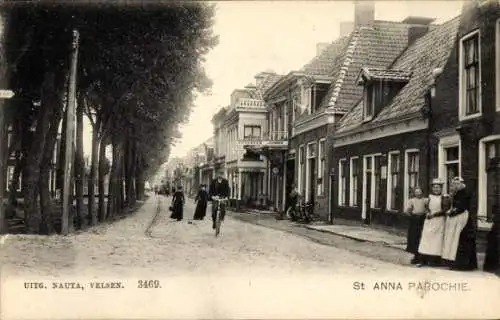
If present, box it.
[285,158,295,209]
[363,156,373,224]
[365,172,372,224]
[486,157,500,222]
[308,158,316,204]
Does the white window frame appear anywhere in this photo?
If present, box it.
[459,29,482,120]
[305,141,317,201]
[386,151,400,211]
[317,138,326,196]
[438,134,462,193]
[496,19,500,111]
[298,145,305,193]
[361,153,382,220]
[349,156,359,207]
[404,149,420,206]
[338,158,347,206]
[6,166,21,192]
[478,134,500,220]
[363,84,375,122]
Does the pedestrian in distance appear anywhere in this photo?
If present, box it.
[192,184,209,220]
[405,187,428,265]
[170,185,185,221]
[208,173,230,229]
[441,177,478,271]
[417,178,447,267]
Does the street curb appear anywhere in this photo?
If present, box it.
[304,225,408,250]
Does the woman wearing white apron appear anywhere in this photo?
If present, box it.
[417,178,446,267]
[442,177,478,271]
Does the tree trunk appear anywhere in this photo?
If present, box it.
[38,95,64,235]
[136,157,145,201]
[74,95,85,229]
[98,136,107,222]
[125,142,136,207]
[23,73,59,234]
[88,116,100,226]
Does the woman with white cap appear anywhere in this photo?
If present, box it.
[417,178,447,267]
[441,177,478,271]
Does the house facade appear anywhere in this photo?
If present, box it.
[331,16,458,226]
[208,72,282,208]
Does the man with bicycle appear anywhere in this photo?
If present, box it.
[208,172,230,229]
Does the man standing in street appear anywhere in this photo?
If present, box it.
[209,173,230,229]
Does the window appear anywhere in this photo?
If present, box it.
[338,159,348,206]
[443,146,460,193]
[363,82,383,121]
[387,152,400,210]
[374,155,382,208]
[459,31,481,119]
[405,151,420,202]
[244,125,261,139]
[317,139,326,196]
[298,145,305,193]
[307,142,316,158]
[497,19,500,111]
[363,84,375,120]
[349,157,359,206]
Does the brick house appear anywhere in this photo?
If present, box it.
[330,1,500,231]
[331,16,459,225]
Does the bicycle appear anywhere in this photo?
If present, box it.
[289,201,315,223]
[212,197,228,237]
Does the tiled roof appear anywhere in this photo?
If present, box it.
[248,73,284,100]
[322,21,413,113]
[336,17,460,133]
[356,67,412,84]
[300,36,351,75]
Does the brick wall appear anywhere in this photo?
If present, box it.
[431,3,500,218]
[329,129,428,226]
[290,124,329,220]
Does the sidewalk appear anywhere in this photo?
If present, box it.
[305,224,407,250]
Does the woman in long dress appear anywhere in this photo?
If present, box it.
[405,187,428,264]
[193,184,209,220]
[417,178,446,267]
[442,177,478,271]
[170,185,185,221]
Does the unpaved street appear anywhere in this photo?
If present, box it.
[0,193,491,279]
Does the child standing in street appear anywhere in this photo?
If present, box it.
[405,187,428,265]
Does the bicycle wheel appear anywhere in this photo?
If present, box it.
[215,207,221,237]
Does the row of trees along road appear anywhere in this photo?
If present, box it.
[0,2,217,235]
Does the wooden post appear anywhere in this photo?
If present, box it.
[61,29,80,235]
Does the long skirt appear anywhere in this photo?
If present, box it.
[451,215,478,270]
[442,211,469,261]
[193,201,207,220]
[418,216,445,257]
[170,202,183,220]
[406,214,426,254]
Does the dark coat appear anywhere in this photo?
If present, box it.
[209,178,230,199]
[171,191,184,220]
[193,189,209,220]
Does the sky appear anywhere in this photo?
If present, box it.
[83,0,465,159]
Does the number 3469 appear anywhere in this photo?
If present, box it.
[137,280,161,289]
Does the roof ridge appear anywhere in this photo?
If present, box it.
[387,14,461,70]
[326,27,363,110]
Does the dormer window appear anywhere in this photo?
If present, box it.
[357,67,411,122]
[363,82,378,121]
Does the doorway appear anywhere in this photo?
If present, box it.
[308,157,316,204]
[362,156,374,224]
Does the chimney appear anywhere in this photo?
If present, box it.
[354,0,375,27]
[339,21,354,37]
[316,43,330,56]
[402,16,435,46]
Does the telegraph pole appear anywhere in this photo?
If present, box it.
[61,29,80,235]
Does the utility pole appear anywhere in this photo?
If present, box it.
[61,29,80,235]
